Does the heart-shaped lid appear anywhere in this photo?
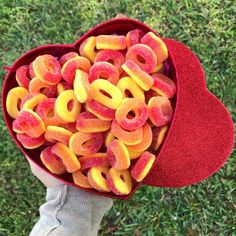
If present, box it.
[2,18,235,200]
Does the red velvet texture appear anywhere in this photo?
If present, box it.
[1,18,235,200]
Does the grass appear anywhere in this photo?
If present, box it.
[0,0,235,235]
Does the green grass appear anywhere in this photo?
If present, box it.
[0,0,235,235]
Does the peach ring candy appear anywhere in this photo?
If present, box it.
[90,79,123,109]
[59,122,77,133]
[6,87,28,119]
[116,76,145,101]
[61,56,91,84]
[29,77,57,98]
[79,36,97,62]
[40,146,67,175]
[107,139,130,170]
[51,142,80,173]
[79,153,110,170]
[86,99,115,121]
[76,111,111,133]
[69,131,103,156]
[107,168,132,195]
[87,166,110,192]
[126,123,152,152]
[16,133,45,149]
[16,65,30,89]
[89,62,119,85]
[115,98,148,131]
[96,35,126,50]
[45,126,73,145]
[72,170,92,188]
[141,32,168,64]
[32,54,62,85]
[57,81,73,95]
[55,90,81,123]
[12,109,45,138]
[126,29,144,49]
[152,63,164,74]
[36,98,60,126]
[28,62,35,79]
[111,119,143,145]
[151,125,168,151]
[131,151,155,182]
[126,44,157,73]
[104,130,115,147]
[20,93,47,111]
[148,96,173,127]
[59,52,79,67]
[94,50,125,74]
[122,59,154,91]
[126,147,143,160]
[73,69,91,103]
[151,73,176,98]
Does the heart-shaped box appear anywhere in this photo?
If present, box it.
[2,18,235,200]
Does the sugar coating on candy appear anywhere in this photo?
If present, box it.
[59,52,79,67]
[141,32,168,64]
[107,168,132,195]
[126,44,157,73]
[61,56,91,84]
[111,119,143,145]
[107,139,130,170]
[96,35,126,50]
[126,29,144,49]
[36,98,60,126]
[73,69,92,103]
[126,147,143,160]
[89,62,119,85]
[69,131,103,156]
[40,146,67,175]
[79,153,110,170]
[151,125,168,151]
[79,36,97,62]
[28,63,36,79]
[116,76,145,101]
[76,111,111,133]
[87,166,110,192]
[131,151,155,182]
[33,54,62,85]
[115,98,148,131]
[72,170,92,188]
[55,90,81,123]
[59,122,77,133]
[86,99,115,121]
[122,59,154,91]
[51,142,80,173]
[29,77,57,98]
[104,130,115,147]
[91,79,123,109]
[126,123,152,152]
[57,81,73,95]
[95,50,125,74]
[16,65,30,89]
[6,87,29,119]
[45,126,73,145]
[151,73,176,98]
[17,133,45,149]
[13,109,45,138]
[21,93,47,111]
[148,96,173,127]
